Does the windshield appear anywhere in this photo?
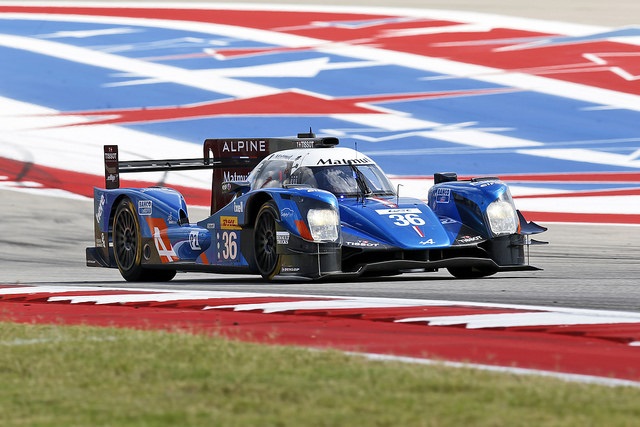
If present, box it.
[290,164,395,197]
[250,159,293,190]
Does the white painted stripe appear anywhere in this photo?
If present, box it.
[0,184,90,200]
[513,195,640,215]
[518,148,640,168]
[331,114,542,148]
[45,290,298,305]
[0,285,117,294]
[349,352,640,388]
[0,96,212,189]
[4,286,640,328]
[207,299,423,313]
[397,312,640,329]
[0,34,279,98]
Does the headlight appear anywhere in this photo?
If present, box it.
[307,209,339,242]
[486,191,518,236]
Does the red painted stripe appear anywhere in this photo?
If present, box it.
[393,172,640,183]
[496,172,640,183]
[511,324,640,344]
[281,305,536,320]
[0,289,158,303]
[125,296,337,310]
[520,211,640,224]
[515,188,640,198]
[0,157,211,207]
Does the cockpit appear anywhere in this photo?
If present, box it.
[250,158,396,198]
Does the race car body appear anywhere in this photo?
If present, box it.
[86,132,546,281]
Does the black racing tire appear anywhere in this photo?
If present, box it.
[254,201,281,280]
[447,266,498,279]
[141,268,177,282]
[113,198,176,282]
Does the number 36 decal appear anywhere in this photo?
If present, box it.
[217,231,238,260]
[388,213,426,227]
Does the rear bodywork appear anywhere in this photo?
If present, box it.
[87,133,546,281]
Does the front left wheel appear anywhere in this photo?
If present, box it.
[113,198,175,282]
[254,201,281,280]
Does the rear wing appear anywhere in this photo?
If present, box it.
[103,132,339,213]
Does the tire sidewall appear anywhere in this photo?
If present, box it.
[113,198,144,281]
[254,201,281,280]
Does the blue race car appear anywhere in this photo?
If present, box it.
[86,132,546,281]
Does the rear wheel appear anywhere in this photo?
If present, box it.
[254,201,281,280]
[113,199,175,282]
[447,266,498,279]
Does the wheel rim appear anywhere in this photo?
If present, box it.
[255,209,277,275]
[115,208,138,271]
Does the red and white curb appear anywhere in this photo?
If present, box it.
[1,285,639,387]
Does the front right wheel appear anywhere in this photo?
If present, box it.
[447,266,498,279]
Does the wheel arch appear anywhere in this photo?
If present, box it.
[245,192,278,228]
[107,194,132,245]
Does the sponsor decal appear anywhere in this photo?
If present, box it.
[344,240,379,247]
[95,194,106,223]
[457,235,483,244]
[220,215,241,230]
[281,266,300,272]
[376,208,422,215]
[223,171,250,182]
[280,207,295,218]
[138,200,152,216]
[270,153,293,160]
[222,139,266,153]
[472,180,498,188]
[440,217,457,225]
[103,145,119,188]
[316,157,371,165]
[276,231,290,245]
[419,239,435,245]
[233,201,244,213]
[435,188,451,204]
[295,141,314,148]
[167,212,177,225]
[189,231,201,250]
[95,233,106,248]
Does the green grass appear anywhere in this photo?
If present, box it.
[1,322,639,427]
